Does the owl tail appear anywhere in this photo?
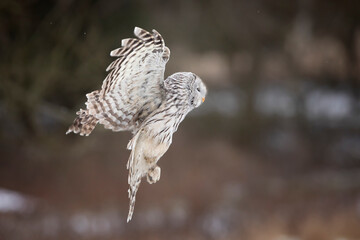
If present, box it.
[66,109,98,136]
[126,131,143,222]
[127,178,141,222]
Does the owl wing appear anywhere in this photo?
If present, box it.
[85,27,170,132]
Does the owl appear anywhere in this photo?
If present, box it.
[67,27,207,222]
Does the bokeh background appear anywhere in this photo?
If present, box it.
[1,0,360,239]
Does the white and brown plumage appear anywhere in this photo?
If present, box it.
[67,27,207,222]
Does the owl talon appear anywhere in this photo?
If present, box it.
[147,166,161,184]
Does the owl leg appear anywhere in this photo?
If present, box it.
[146,165,161,184]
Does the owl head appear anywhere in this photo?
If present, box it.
[165,72,207,109]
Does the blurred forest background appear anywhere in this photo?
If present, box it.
[1,0,360,239]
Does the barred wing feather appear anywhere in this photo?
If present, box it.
[85,27,170,132]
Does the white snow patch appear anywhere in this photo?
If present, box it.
[305,90,352,121]
[255,86,296,118]
[0,188,31,212]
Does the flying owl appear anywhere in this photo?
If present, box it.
[66,27,207,222]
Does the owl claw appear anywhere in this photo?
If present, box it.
[147,166,161,184]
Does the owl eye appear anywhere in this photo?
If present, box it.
[196,87,200,92]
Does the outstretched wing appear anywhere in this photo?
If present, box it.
[85,27,170,132]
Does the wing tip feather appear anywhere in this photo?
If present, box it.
[152,29,160,35]
[110,48,121,57]
[121,38,131,47]
[134,26,142,36]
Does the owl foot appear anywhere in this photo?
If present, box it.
[147,166,161,184]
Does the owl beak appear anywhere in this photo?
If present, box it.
[202,97,205,103]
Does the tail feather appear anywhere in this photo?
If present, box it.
[126,131,143,222]
[66,109,98,136]
[127,178,141,222]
